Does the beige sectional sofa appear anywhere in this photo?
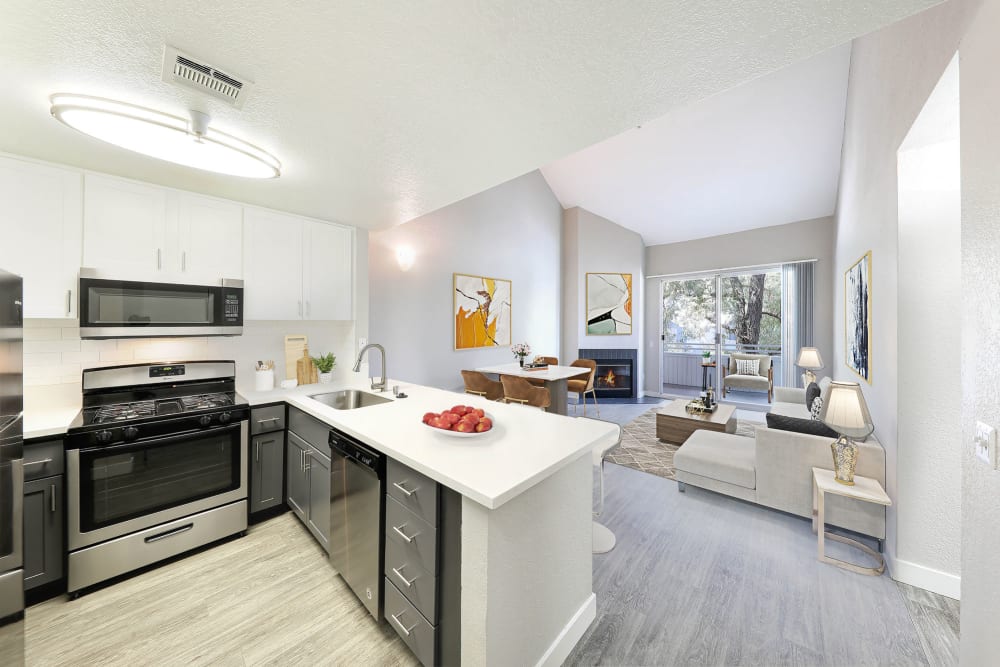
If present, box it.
[673,382,887,540]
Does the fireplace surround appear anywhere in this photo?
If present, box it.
[578,348,638,398]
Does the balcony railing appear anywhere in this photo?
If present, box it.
[662,343,784,389]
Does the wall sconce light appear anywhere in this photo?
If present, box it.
[396,246,415,271]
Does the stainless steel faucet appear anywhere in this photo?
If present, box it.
[353,343,387,392]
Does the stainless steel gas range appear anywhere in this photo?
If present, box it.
[64,361,249,597]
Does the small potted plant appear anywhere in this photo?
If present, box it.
[512,342,531,367]
[702,350,714,364]
[311,352,336,383]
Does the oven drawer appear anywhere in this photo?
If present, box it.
[387,458,438,527]
[251,405,285,435]
[385,578,436,667]
[69,500,247,593]
[386,495,437,574]
[24,439,65,481]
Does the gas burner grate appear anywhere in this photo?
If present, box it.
[93,400,156,424]
[180,393,234,411]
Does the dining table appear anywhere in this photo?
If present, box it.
[474,362,588,416]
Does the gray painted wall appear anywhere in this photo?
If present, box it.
[368,170,562,391]
[642,216,835,395]
[959,0,1000,661]
[562,207,645,392]
[833,0,976,597]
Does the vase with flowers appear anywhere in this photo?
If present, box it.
[512,342,531,367]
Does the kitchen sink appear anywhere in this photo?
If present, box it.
[308,389,392,410]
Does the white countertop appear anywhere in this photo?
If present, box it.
[20,376,620,510]
[249,375,620,510]
[475,362,588,382]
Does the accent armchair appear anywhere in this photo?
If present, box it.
[721,353,774,403]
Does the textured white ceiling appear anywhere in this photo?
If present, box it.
[541,43,853,246]
[0,1,938,229]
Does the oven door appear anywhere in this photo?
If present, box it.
[67,421,248,550]
[78,274,243,339]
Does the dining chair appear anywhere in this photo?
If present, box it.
[528,355,559,387]
[567,359,599,417]
[500,375,551,410]
[461,370,504,401]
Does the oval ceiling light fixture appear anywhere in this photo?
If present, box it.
[50,93,281,179]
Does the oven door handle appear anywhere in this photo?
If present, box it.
[78,423,244,455]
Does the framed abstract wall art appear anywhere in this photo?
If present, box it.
[845,251,872,383]
[586,272,632,335]
[454,273,512,350]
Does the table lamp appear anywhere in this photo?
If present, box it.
[818,381,875,485]
[796,347,825,385]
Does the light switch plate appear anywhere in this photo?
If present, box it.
[975,421,997,468]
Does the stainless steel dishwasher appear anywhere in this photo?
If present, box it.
[328,427,385,619]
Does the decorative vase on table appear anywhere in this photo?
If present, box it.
[319,372,332,384]
[511,342,531,368]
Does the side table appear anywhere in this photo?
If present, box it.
[812,467,891,575]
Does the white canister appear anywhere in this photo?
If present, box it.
[255,369,274,392]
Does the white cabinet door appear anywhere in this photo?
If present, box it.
[83,174,167,277]
[243,208,303,320]
[0,157,83,318]
[176,193,243,280]
[303,221,353,320]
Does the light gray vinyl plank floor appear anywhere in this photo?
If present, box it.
[570,462,951,666]
[19,513,417,667]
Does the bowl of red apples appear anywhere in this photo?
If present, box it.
[422,405,494,437]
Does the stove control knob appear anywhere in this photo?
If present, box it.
[95,430,113,444]
[218,411,232,424]
[198,415,213,427]
[123,426,139,442]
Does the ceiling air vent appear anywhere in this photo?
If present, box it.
[162,46,253,109]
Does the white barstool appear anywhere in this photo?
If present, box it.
[590,421,622,554]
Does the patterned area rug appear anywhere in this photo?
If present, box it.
[606,408,759,481]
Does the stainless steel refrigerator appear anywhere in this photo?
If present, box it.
[0,269,23,622]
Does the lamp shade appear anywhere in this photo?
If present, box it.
[818,381,874,438]
[796,347,824,370]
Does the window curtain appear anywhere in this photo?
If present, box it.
[781,262,815,387]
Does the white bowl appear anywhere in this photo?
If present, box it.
[422,411,495,438]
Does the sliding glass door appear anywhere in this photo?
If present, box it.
[660,267,784,404]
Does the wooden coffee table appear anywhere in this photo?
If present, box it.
[656,399,736,445]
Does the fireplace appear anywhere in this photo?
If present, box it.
[579,348,638,399]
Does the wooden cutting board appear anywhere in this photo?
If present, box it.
[284,335,308,380]
[296,347,318,386]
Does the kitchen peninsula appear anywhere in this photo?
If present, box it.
[244,376,618,666]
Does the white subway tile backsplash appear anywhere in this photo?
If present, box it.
[22,318,357,390]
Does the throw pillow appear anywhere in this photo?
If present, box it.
[765,412,838,438]
[735,358,760,376]
[810,395,824,421]
[805,382,821,410]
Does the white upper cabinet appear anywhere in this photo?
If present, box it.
[83,173,167,277]
[175,193,243,281]
[0,156,83,318]
[303,221,353,320]
[243,208,304,320]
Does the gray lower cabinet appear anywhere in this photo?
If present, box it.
[384,459,462,666]
[286,410,332,553]
[23,475,64,590]
[250,432,285,514]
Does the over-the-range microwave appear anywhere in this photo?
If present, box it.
[78,269,243,339]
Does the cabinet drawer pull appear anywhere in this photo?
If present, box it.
[392,566,417,587]
[390,611,418,636]
[50,483,57,513]
[66,289,72,316]
[256,416,280,425]
[306,300,311,317]
[144,523,193,544]
[24,458,54,467]
[392,525,415,543]
[255,441,260,462]
[157,248,162,270]
[181,250,187,271]
[392,481,415,497]
[303,450,312,471]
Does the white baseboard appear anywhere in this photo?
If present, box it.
[887,552,961,600]
[535,593,597,667]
